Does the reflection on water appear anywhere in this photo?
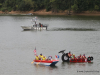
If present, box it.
[33,64,59,75]
[33,64,58,70]
[61,62,87,67]
[32,61,95,75]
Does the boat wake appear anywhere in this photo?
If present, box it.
[48,28,97,31]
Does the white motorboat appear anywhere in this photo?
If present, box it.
[21,17,48,30]
[21,25,47,30]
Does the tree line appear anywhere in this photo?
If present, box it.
[0,0,100,12]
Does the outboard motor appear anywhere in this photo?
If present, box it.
[59,50,70,62]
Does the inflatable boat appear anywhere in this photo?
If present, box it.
[59,50,93,63]
[33,60,59,66]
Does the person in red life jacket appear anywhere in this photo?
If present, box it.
[77,54,82,59]
[82,54,86,59]
[68,51,72,58]
[71,54,77,61]
[74,54,76,59]
[79,54,82,58]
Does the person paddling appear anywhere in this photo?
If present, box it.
[35,55,39,60]
[42,56,46,60]
[71,54,76,60]
[78,54,82,59]
[38,53,43,60]
[82,54,86,59]
[68,51,72,58]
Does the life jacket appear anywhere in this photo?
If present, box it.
[39,55,43,59]
[68,53,71,57]
[35,56,39,60]
[72,55,74,58]
[42,57,46,60]
[74,56,75,59]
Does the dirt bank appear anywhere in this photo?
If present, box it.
[0,9,100,16]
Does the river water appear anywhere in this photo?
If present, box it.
[0,15,100,75]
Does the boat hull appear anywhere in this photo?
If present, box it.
[69,58,91,63]
[33,60,59,66]
[21,26,32,30]
[21,26,47,30]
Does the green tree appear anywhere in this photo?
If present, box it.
[94,5,99,11]
[33,0,45,11]
[44,0,51,11]
[71,4,78,12]
[18,0,33,11]
[1,0,100,12]
[0,3,2,8]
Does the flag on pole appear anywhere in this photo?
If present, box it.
[33,47,36,55]
[55,55,59,60]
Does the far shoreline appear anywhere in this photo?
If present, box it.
[1,10,100,16]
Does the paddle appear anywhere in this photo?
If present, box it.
[31,61,34,64]
[36,62,40,65]
[36,59,42,65]
[36,59,43,65]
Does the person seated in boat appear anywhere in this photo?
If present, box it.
[39,23,41,27]
[71,54,76,60]
[68,51,72,58]
[82,54,86,59]
[47,56,52,60]
[41,24,43,27]
[42,56,46,60]
[38,53,43,60]
[71,54,74,59]
[35,55,39,60]
[78,54,82,59]
[34,23,37,27]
